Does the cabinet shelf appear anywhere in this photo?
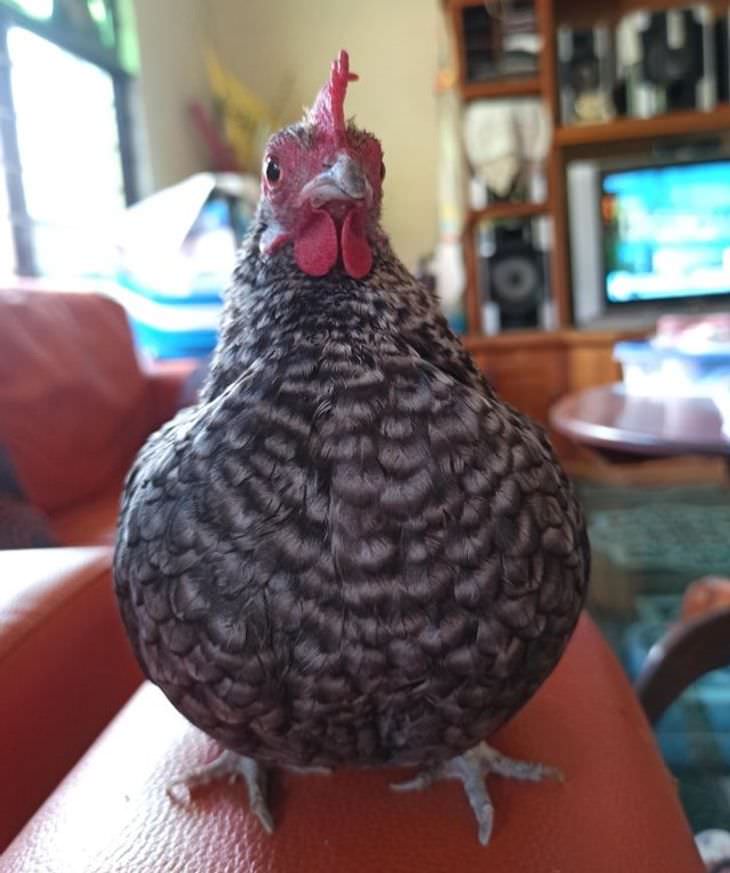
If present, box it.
[461,76,542,101]
[554,105,730,148]
[467,201,550,228]
[463,326,647,351]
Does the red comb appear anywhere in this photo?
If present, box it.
[309,50,358,147]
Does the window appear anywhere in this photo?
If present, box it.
[0,0,137,278]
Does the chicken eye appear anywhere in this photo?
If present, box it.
[265,157,281,184]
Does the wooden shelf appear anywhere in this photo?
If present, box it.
[554,0,730,28]
[461,76,542,101]
[554,105,730,148]
[467,201,550,228]
[463,326,648,351]
[464,329,570,350]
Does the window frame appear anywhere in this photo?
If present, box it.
[0,3,137,276]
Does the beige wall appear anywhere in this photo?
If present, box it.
[132,0,212,194]
[133,0,442,269]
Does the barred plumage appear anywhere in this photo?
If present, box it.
[114,229,588,769]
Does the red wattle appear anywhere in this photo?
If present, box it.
[341,209,373,279]
[294,209,339,277]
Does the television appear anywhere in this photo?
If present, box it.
[568,157,730,327]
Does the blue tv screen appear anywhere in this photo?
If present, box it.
[601,160,730,305]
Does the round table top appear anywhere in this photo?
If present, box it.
[550,384,730,458]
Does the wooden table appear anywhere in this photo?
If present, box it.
[550,384,730,460]
[552,385,730,758]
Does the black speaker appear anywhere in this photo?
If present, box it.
[617,7,716,116]
[558,26,615,124]
[480,223,545,330]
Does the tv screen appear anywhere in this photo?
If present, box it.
[601,160,730,306]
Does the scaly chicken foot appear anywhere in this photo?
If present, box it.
[391,741,564,845]
[167,749,274,834]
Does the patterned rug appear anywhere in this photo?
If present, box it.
[575,480,730,835]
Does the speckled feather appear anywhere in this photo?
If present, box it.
[114,204,589,771]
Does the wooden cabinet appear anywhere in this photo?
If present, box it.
[469,334,567,423]
[563,336,625,394]
[465,329,644,447]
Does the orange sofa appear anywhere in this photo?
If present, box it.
[0,290,705,871]
[0,288,193,547]
[0,546,141,849]
[0,289,196,848]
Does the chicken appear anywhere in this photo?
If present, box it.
[113,50,589,846]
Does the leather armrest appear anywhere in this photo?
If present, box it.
[0,547,143,849]
[0,614,703,872]
[143,359,201,431]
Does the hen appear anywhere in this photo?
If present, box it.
[114,50,589,845]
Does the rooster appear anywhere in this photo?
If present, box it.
[114,51,589,845]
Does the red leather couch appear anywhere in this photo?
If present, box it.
[0,290,705,871]
[0,289,198,847]
[0,546,140,849]
[0,288,193,546]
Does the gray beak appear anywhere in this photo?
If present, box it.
[330,152,367,199]
[299,152,371,208]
